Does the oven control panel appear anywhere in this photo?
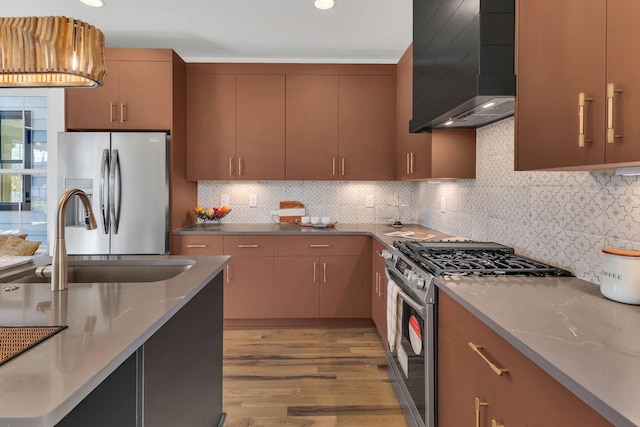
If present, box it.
[385,248,433,291]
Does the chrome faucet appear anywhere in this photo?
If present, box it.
[51,189,98,291]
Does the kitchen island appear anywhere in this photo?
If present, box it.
[0,255,229,427]
[174,222,640,427]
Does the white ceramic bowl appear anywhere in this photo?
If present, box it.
[601,248,640,305]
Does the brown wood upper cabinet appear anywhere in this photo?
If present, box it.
[516,0,640,170]
[396,44,431,180]
[65,49,173,131]
[187,64,395,181]
[187,72,286,180]
[395,44,476,180]
[286,73,395,180]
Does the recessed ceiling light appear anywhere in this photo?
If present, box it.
[314,0,335,10]
[80,0,104,7]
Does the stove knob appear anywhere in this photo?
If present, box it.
[415,278,426,289]
[405,271,417,283]
[381,250,395,260]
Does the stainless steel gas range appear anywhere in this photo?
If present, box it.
[383,240,572,427]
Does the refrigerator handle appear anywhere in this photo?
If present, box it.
[109,149,122,234]
[100,149,110,234]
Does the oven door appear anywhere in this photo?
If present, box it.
[385,267,435,427]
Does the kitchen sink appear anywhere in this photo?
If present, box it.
[0,259,195,284]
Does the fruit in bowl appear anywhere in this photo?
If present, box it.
[194,205,231,222]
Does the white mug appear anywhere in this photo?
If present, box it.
[310,216,320,224]
[301,216,310,224]
[321,216,331,224]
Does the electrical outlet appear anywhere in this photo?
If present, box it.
[249,194,258,208]
[220,195,229,206]
[440,195,446,213]
[366,195,374,208]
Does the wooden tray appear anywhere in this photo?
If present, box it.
[295,219,338,228]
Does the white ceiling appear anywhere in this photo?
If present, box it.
[3,0,413,64]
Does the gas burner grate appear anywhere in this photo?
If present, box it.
[393,240,572,277]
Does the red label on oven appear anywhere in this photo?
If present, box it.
[408,315,422,355]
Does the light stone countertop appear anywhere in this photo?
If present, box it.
[0,254,229,427]
[175,222,640,426]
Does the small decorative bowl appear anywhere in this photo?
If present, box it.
[194,206,231,224]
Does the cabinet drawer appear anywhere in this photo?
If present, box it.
[274,235,369,256]
[438,291,612,427]
[223,235,274,256]
[172,235,223,255]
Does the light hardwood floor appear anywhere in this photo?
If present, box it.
[223,328,409,427]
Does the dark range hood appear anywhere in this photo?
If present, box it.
[410,0,515,132]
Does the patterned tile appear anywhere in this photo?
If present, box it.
[417,116,637,284]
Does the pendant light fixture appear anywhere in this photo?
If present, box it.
[0,16,107,88]
[314,0,335,10]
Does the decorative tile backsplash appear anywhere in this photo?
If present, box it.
[418,117,640,284]
[197,180,418,225]
[197,116,640,284]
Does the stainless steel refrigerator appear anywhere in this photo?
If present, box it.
[57,132,169,255]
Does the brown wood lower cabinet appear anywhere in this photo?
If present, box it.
[223,236,274,319]
[371,239,387,340]
[273,235,371,319]
[438,291,613,427]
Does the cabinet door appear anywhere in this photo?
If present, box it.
[339,75,395,180]
[286,75,340,180]
[371,259,387,340]
[186,74,237,180]
[118,60,172,130]
[319,255,369,318]
[225,256,274,319]
[273,256,319,318]
[438,333,497,427]
[605,0,640,164]
[236,75,286,180]
[431,129,476,179]
[515,0,606,170]
[396,44,432,181]
[65,59,119,130]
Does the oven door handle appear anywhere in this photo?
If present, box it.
[385,268,427,318]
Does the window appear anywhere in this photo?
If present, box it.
[0,94,50,249]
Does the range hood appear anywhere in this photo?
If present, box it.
[409,0,515,132]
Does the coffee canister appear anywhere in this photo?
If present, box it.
[601,248,640,305]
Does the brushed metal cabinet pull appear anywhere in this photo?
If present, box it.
[475,397,489,427]
[229,157,233,176]
[238,157,243,176]
[469,342,508,376]
[341,158,345,176]
[309,244,330,248]
[323,262,327,283]
[226,265,230,283]
[120,103,126,122]
[237,244,259,248]
[578,92,593,147]
[410,152,415,173]
[606,83,623,143]
[110,102,116,122]
[186,244,207,248]
[406,152,410,174]
[313,262,317,283]
[332,158,336,176]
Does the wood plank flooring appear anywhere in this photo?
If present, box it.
[223,328,409,427]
